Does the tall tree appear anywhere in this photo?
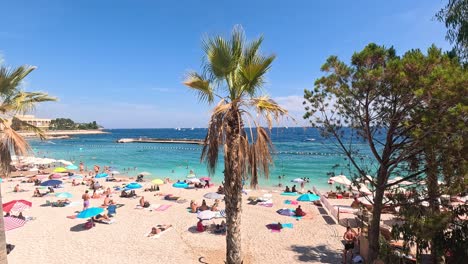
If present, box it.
[303,44,432,262]
[436,0,468,62]
[184,26,287,264]
[0,65,56,263]
[394,47,468,263]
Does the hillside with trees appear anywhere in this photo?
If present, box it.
[49,118,101,130]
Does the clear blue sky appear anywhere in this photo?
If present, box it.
[1,0,450,128]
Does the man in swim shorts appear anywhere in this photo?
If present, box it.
[82,190,90,211]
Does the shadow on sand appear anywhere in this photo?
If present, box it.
[290,244,341,263]
[70,223,88,232]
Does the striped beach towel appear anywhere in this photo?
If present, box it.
[4,217,26,231]
[155,205,172,211]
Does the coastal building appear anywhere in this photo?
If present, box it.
[15,115,51,130]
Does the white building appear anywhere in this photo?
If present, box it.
[15,115,51,129]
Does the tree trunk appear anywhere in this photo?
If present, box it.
[223,108,243,264]
[0,187,8,263]
[426,147,441,264]
[367,169,386,263]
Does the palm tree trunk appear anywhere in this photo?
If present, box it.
[0,187,8,263]
[223,108,243,264]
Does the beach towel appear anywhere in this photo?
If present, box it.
[65,201,81,207]
[280,192,298,196]
[155,204,172,211]
[214,209,226,218]
[284,200,298,205]
[266,223,293,232]
[144,226,173,239]
[95,219,115,224]
[66,215,77,219]
[258,202,273,207]
[277,209,295,216]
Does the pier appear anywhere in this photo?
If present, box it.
[116,138,205,145]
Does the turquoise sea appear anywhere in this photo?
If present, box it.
[29,128,359,190]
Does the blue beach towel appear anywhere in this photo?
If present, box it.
[280,192,298,196]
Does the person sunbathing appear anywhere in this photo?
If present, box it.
[102,195,111,206]
[33,188,44,197]
[147,224,172,237]
[203,180,210,188]
[284,186,291,193]
[190,200,198,213]
[295,205,306,216]
[72,179,80,186]
[350,197,361,209]
[211,200,220,211]
[91,190,100,199]
[13,184,25,192]
[120,190,128,197]
[291,185,297,193]
[105,187,111,195]
[198,199,209,211]
[48,187,55,193]
[217,186,224,194]
[196,219,207,232]
[139,196,150,208]
[92,213,110,222]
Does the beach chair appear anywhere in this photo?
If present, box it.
[107,205,117,216]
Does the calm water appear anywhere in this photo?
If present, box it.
[29,128,361,189]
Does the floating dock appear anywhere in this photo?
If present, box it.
[116,138,205,145]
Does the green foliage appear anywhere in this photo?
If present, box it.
[49,118,99,130]
[436,0,468,62]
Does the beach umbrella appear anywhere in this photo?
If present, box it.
[3,216,26,231]
[329,175,352,186]
[95,173,108,179]
[292,178,305,183]
[53,167,67,173]
[55,192,73,199]
[139,172,151,176]
[203,192,224,200]
[57,160,73,166]
[277,209,295,216]
[352,183,372,195]
[40,180,62,187]
[197,210,216,220]
[51,174,63,179]
[187,178,201,184]
[28,167,39,172]
[3,200,32,213]
[151,179,164,185]
[199,177,211,181]
[297,193,320,202]
[66,165,78,170]
[69,174,83,179]
[77,207,104,219]
[125,182,142,190]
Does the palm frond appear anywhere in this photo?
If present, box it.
[0,65,36,96]
[248,96,289,129]
[4,92,57,114]
[201,100,229,174]
[240,55,276,97]
[0,124,31,173]
[203,36,236,79]
[183,72,214,103]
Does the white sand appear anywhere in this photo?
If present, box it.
[3,175,345,264]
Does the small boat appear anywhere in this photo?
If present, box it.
[304,138,315,142]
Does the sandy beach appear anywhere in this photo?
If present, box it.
[3,172,346,264]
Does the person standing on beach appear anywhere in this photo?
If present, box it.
[343,226,356,264]
[94,165,100,175]
[79,162,84,173]
[82,190,90,211]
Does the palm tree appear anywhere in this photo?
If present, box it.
[184,26,288,264]
[0,65,56,263]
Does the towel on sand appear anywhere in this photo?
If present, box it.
[266,223,293,232]
[155,204,172,211]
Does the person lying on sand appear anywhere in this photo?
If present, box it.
[13,184,25,192]
[91,190,101,199]
[147,224,172,237]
